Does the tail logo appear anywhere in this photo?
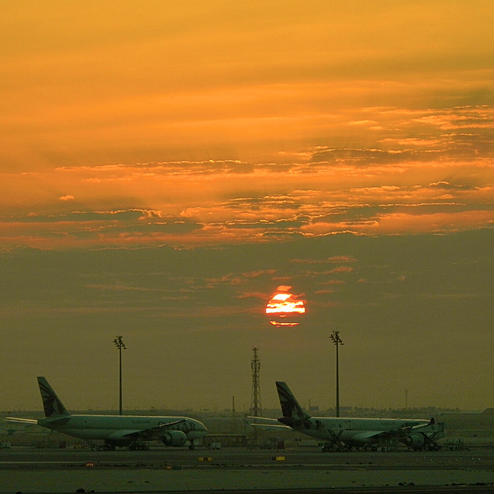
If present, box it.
[38,379,68,417]
[276,381,307,421]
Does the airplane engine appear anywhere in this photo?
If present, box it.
[405,432,427,450]
[162,430,188,447]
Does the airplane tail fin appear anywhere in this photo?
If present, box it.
[275,381,310,425]
[37,377,69,417]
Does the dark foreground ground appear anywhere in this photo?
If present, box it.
[0,446,492,494]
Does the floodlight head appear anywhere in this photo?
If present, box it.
[113,336,127,350]
[329,330,343,345]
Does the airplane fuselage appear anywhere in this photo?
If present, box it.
[281,416,429,443]
[38,414,207,442]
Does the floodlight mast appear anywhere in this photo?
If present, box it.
[113,336,127,415]
[329,330,343,417]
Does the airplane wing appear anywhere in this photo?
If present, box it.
[246,416,279,423]
[349,431,387,442]
[250,423,293,431]
[111,419,189,441]
[246,416,292,431]
[350,426,426,443]
[407,422,433,432]
[5,417,38,425]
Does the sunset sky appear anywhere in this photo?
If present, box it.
[1,1,492,412]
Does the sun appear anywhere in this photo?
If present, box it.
[265,286,306,327]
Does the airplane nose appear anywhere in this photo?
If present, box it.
[187,420,207,440]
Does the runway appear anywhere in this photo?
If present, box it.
[0,446,492,493]
[1,446,492,469]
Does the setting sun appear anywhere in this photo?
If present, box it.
[266,286,306,327]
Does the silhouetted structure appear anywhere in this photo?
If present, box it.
[330,331,343,417]
[250,347,262,416]
[113,336,127,415]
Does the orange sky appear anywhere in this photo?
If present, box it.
[1,0,492,249]
[0,1,493,411]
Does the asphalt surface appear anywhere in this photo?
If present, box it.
[0,446,492,493]
[0,446,492,470]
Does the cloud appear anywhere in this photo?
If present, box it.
[427,181,478,191]
[314,289,335,295]
[205,269,277,287]
[379,137,442,147]
[1,163,491,248]
[329,266,354,273]
[327,256,357,263]
[236,291,270,301]
[347,120,379,126]
[318,279,345,286]
[310,147,431,165]
[290,255,356,264]
[85,283,164,293]
[301,210,494,236]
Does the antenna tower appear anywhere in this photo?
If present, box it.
[250,347,262,416]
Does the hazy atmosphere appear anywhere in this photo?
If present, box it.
[1,1,493,412]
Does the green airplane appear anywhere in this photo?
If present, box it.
[250,381,444,451]
[7,377,208,450]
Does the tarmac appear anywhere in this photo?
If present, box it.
[0,446,492,494]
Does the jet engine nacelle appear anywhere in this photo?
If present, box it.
[162,430,188,447]
[406,432,427,449]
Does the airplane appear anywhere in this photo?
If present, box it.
[249,381,444,451]
[6,377,208,450]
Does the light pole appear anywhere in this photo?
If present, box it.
[329,330,343,417]
[113,336,127,415]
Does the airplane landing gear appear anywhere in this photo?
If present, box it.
[321,441,348,452]
[129,441,149,450]
[99,440,116,451]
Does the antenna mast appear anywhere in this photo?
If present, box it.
[250,347,262,416]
